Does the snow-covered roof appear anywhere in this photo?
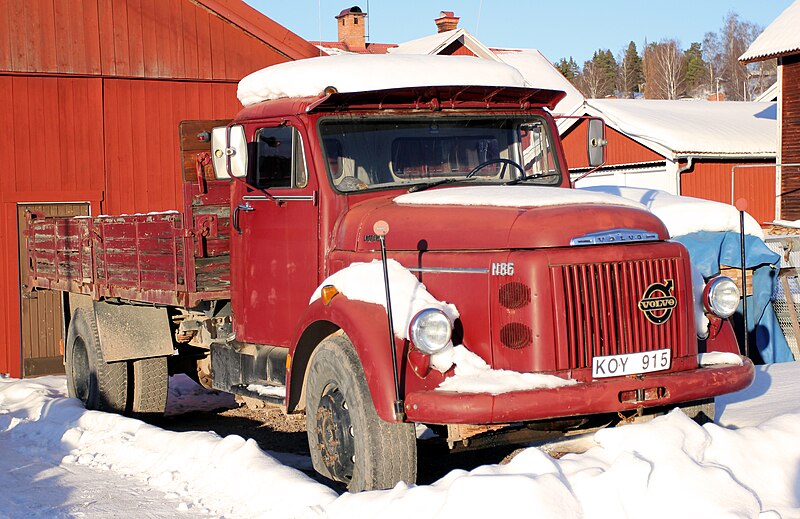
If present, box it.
[740,0,800,62]
[237,54,528,106]
[493,48,586,131]
[387,29,585,131]
[388,28,498,61]
[584,99,777,159]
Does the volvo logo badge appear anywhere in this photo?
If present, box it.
[638,279,677,325]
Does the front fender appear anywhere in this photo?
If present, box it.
[289,294,402,422]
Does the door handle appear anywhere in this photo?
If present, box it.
[232,203,254,235]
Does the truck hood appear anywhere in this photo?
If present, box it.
[335,186,670,252]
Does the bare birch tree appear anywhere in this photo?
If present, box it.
[644,40,686,99]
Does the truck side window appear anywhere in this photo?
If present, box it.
[253,127,308,189]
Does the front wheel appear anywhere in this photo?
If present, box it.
[305,335,416,492]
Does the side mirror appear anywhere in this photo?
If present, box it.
[211,125,248,179]
[587,118,607,168]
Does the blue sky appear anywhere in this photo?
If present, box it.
[244,1,793,64]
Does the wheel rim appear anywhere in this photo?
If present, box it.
[315,382,356,483]
[71,337,91,403]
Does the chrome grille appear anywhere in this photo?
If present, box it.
[551,257,688,370]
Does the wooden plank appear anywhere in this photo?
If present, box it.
[97,0,116,75]
[0,0,11,70]
[195,7,213,79]
[112,0,131,76]
[181,0,199,78]
[82,0,102,74]
[126,0,145,76]
[9,1,28,70]
[139,0,158,77]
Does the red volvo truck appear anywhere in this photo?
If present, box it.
[26,56,754,491]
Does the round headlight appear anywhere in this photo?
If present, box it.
[704,276,740,318]
[409,309,452,355]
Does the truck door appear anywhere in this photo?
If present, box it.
[230,122,319,346]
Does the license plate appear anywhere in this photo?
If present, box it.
[592,349,672,378]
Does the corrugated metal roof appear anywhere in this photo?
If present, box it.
[585,99,777,159]
[740,0,800,62]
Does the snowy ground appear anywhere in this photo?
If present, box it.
[1,366,799,519]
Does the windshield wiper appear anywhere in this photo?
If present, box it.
[504,172,560,185]
[407,176,478,193]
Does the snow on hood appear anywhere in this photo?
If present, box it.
[434,345,578,395]
[237,54,528,107]
[580,186,764,239]
[394,185,647,210]
[310,259,459,340]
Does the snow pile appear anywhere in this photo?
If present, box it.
[395,185,647,210]
[238,54,528,106]
[3,364,800,517]
[0,376,336,517]
[323,408,800,518]
[310,259,459,341]
[434,345,578,394]
[580,185,764,238]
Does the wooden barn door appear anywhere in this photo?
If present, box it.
[17,203,89,377]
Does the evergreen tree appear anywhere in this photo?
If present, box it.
[554,57,579,81]
[683,42,707,97]
[620,41,643,98]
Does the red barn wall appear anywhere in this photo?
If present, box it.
[780,54,800,219]
[680,161,776,225]
[0,0,317,376]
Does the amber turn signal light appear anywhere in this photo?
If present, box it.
[321,285,339,305]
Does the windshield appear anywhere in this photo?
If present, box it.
[319,115,561,192]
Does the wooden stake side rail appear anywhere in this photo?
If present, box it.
[26,210,230,308]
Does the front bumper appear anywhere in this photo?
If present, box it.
[403,357,754,424]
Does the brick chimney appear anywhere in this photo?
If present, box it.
[337,6,367,52]
[435,11,459,33]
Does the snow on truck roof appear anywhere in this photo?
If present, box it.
[237,54,531,107]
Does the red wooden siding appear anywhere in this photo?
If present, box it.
[681,161,776,225]
[103,79,239,214]
[0,76,106,376]
[0,0,317,376]
[562,119,664,170]
[0,0,310,79]
[780,55,800,219]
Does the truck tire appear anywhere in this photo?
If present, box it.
[305,335,417,492]
[65,308,128,413]
[130,356,169,416]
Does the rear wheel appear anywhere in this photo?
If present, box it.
[65,308,128,413]
[305,335,416,492]
[129,356,169,416]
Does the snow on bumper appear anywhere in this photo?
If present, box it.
[403,357,755,424]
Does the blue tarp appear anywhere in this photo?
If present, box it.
[674,232,793,363]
